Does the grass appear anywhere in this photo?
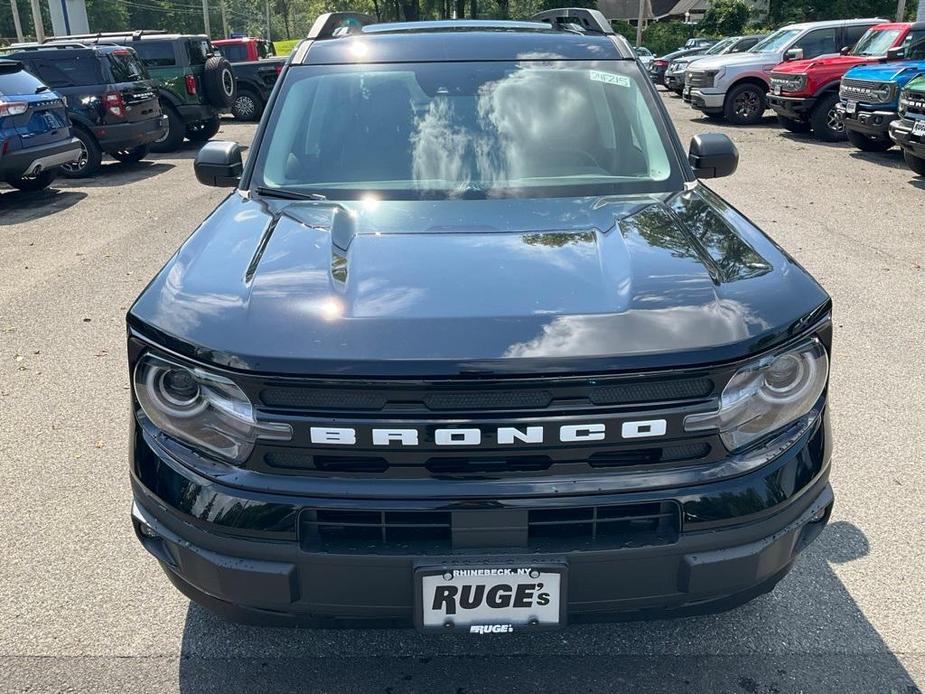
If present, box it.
[273,39,300,56]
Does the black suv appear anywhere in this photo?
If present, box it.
[4,43,166,177]
[128,11,834,631]
[54,31,236,152]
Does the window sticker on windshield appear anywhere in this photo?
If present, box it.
[589,71,631,88]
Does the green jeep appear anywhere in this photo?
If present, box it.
[55,31,236,152]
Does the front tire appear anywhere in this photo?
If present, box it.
[724,83,766,125]
[150,104,185,153]
[846,128,893,152]
[110,144,150,164]
[810,93,846,142]
[904,149,925,176]
[231,88,263,121]
[8,168,57,192]
[60,127,102,178]
[777,115,811,133]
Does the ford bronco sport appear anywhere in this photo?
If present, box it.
[128,10,834,630]
[838,26,925,152]
[767,22,922,142]
[54,31,236,152]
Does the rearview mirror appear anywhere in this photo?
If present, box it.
[886,46,905,61]
[784,47,803,61]
[840,46,850,55]
[194,141,243,187]
[689,133,739,179]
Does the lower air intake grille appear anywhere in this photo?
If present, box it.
[300,502,680,554]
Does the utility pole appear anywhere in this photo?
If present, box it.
[29,0,43,42]
[635,0,645,47]
[265,0,271,41]
[896,0,906,20]
[9,0,24,42]
[201,0,211,37]
[220,0,228,39]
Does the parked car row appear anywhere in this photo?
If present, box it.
[647,18,925,178]
[0,30,267,185]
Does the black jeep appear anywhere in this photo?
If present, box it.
[3,42,166,177]
[52,31,236,152]
[128,10,834,631]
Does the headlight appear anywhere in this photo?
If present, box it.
[133,353,291,463]
[684,338,828,451]
[873,84,893,103]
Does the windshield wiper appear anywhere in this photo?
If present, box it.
[254,186,327,201]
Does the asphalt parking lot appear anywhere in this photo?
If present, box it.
[1,94,923,693]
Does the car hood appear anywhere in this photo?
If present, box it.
[772,55,872,74]
[688,52,779,72]
[844,60,925,83]
[128,187,829,376]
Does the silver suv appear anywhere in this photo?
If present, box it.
[686,18,882,124]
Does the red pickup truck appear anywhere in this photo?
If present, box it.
[213,37,276,63]
[767,22,916,141]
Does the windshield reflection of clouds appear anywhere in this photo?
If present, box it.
[410,69,613,195]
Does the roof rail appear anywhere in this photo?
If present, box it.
[6,41,94,51]
[307,12,376,40]
[48,29,168,42]
[531,8,613,34]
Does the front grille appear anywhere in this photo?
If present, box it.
[300,501,680,554]
[260,376,713,414]
[266,442,714,475]
[840,79,892,104]
[686,71,713,88]
[770,72,805,93]
[901,93,925,116]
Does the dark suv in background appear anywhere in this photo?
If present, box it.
[3,43,166,177]
[0,58,80,191]
[53,31,236,152]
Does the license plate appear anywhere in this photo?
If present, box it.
[913,120,925,137]
[846,100,857,114]
[416,564,565,633]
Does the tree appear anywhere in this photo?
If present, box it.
[698,0,750,36]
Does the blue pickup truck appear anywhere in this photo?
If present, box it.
[837,27,925,151]
[0,59,80,192]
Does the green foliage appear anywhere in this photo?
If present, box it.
[643,21,696,56]
[274,38,300,54]
[699,0,750,36]
[768,0,900,26]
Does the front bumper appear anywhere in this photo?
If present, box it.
[837,104,896,139]
[688,88,725,112]
[889,117,925,157]
[131,410,833,625]
[96,115,168,152]
[0,136,81,180]
[664,74,685,91]
[767,94,816,121]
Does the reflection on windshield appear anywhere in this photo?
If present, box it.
[750,29,800,53]
[852,29,901,56]
[257,61,679,199]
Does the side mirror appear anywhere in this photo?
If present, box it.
[784,47,803,61]
[194,141,243,187]
[886,46,905,61]
[689,133,739,179]
[840,46,850,55]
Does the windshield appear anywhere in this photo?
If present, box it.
[851,28,901,56]
[705,37,735,55]
[252,61,682,200]
[749,28,801,53]
[901,30,925,60]
[0,68,47,96]
[108,51,147,82]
